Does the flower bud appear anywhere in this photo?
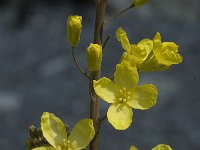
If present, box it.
[133,0,149,7]
[86,43,102,71]
[67,15,82,47]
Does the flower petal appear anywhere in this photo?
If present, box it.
[116,27,131,53]
[107,103,133,130]
[41,112,67,148]
[114,62,139,90]
[68,119,95,149]
[32,146,56,150]
[138,51,170,72]
[127,84,158,110]
[152,144,173,150]
[153,32,161,41]
[93,77,119,103]
[129,146,138,150]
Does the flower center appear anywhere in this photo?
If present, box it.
[57,139,76,150]
[117,87,132,103]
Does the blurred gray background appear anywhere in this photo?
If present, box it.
[0,0,200,149]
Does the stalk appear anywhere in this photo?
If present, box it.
[89,0,107,150]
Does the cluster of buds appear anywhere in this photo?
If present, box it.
[26,125,49,150]
[26,124,70,150]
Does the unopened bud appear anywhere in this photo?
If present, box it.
[67,15,82,47]
[86,43,102,71]
[133,0,149,7]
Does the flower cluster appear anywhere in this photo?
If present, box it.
[117,27,182,72]
[93,27,182,130]
[29,1,183,150]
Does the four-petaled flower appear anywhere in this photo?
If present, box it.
[32,112,95,150]
[94,62,158,130]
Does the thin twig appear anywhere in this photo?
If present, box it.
[104,4,134,25]
[102,34,111,50]
[71,47,90,79]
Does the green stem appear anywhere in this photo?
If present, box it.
[71,47,90,78]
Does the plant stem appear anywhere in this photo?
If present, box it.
[102,34,111,50]
[89,0,107,150]
[71,47,90,78]
[104,4,134,25]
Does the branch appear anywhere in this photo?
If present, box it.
[104,4,134,25]
[71,47,90,79]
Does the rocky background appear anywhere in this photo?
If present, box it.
[0,0,200,149]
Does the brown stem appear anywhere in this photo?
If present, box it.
[89,0,107,150]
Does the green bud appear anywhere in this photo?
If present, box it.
[86,43,102,71]
[67,15,82,47]
[133,0,149,7]
[29,125,39,139]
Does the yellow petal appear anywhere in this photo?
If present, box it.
[114,62,139,90]
[41,112,67,148]
[152,144,173,150]
[32,146,56,150]
[107,103,133,130]
[93,77,119,103]
[127,84,158,110]
[120,51,139,67]
[138,51,170,72]
[68,119,95,149]
[129,146,138,150]
[116,27,131,53]
[153,32,161,41]
[137,39,153,59]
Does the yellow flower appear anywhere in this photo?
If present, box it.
[67,15,82,47]
[139,32,183,72]
[86,43,102,71]
[152,144,173,150]
[130,144,172,150]
[116,27,183,72]
[116,27,152,67]
[93,62,158,130]
[133,0,149,7]
[32,112,95,150]
[130,146,138,150]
